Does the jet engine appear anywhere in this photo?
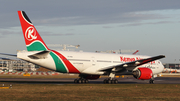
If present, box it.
[132,68,153,80]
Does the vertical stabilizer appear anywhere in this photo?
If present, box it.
[17,11,49,51]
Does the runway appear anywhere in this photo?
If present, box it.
[0,77,180,84]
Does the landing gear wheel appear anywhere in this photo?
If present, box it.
[81,79,88,83]
[114,79,118,84]
[74,79,78,83]
[108,80,111,84]
[103,79,118,84]
[149,79,154,84]
[85,79,88,83]
[111,79,118,84]
[74,78,88,84]
[81,79,85,83]
[111,80,115,84]
[103,79,107,84]
[78,79,81,83]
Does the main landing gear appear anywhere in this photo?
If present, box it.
[104,68,118,84]
[149,76,155,84]
[103,78,118,84]
[149,79,154,84]
[74,78,89,84]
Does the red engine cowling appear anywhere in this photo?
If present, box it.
[80,74,100,80]
[133,68,153,80]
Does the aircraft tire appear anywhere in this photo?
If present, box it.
[111,80,115,84]
[108,80,111,84]
[78,79,81,83]
[103,79,118,84]
[85,79,88,83]
[74,79,89,84]
[74,79,78,83]
[115,79,118,84]
[149,80,154,84]
[103,80,107,84]
[81,79,85,83]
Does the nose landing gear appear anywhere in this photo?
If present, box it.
[149,79,154,84]
[149,76,155,84]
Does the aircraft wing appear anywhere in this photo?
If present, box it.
[0,53,17,57]
[0,57,12,60]
[99,55,165,72]
[28,50,50,59]
[0,53,18,61]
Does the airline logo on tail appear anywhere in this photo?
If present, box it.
[25,26,37,41]
[18,11,49,51]
[18,11,80,73]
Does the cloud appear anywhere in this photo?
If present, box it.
[31,11,168,27]
[0,0,180,28]
[41,31,76,36]
[119,21,173,27]
[0,27,76,38]
[0,30,21,38]
[102,26,114,29]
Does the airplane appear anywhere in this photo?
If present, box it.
[0,11,165,84]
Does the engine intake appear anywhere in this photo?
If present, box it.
[133,68,153,80]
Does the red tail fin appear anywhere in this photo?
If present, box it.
[17,11,49,51]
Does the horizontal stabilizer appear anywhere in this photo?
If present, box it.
[0,53,17,57]
[28,50,50,59]
[0,57,11,60]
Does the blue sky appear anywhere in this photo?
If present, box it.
[0,0,180,63]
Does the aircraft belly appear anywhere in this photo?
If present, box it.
[70,62,90,72]
[81,66,104,75]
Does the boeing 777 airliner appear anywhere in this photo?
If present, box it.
[0,11,165,84]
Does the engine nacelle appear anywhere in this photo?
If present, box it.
[133,67,153,80]
[79,74,100,80]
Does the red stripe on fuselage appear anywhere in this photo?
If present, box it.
[51,50,80,73]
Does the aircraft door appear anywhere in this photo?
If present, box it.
[91,57,96,66]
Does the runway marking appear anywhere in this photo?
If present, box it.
[0,87,9,89]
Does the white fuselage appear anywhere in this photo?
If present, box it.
[17,50,164,75]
